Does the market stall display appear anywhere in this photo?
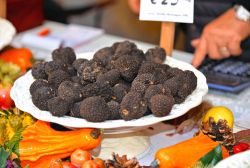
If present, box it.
[11,41,208,129]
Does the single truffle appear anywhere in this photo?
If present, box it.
[114,55,141,82]
[52,47,76,65]
[93,47,114,67]
[107,100,121,120]
[31,61,47,79]
[48,97,71,117]
[45,61,66,75]
[145,47,166,64]
[80,96,110,122]
[81,82,113,102]
[164,76,182,96]
[58,81,83,102]
[66,66,77,76]
[48,70,71,88]
[112,83,130,103]
[131,73,157,93]
[114,41,137,56]
[32,86,56,111]
[78,61,107,82]
[70,102,81,118]
[29,79,49,95]
[144,85,163,104]
[150,94,174,117]
[175,70,197,103]
[96,69,120,86]
[138,61,157,75]
[130,48,145,64]
[120,92,147,120]
[72,58,88,72]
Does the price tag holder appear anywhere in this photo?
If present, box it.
[139,0,194,56]
[139,0,194,23]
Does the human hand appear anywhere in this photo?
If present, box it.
[128,0,140,14]
[191,8,250,68]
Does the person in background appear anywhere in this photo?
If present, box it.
[7,0,44,32]
[127,0,250,68]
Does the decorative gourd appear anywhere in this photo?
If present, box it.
[154,133,229,168]
[20,121,102,166]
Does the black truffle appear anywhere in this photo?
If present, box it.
[114,55,141,82]
[145,47,166,64]
[112,83,130,103]
[114,41,137,56]
[72,58,88,72]
[150,94,174,117]
[107,100,121,120]
[131,73,157,93]
[138,61,157,75]
[96,69,120,86]
[81,82,113,102]
[80,96,110,122]
[31,61,47,79]
[93,47,114,67]
[32,86,56,111]
[67,66,77,76]
[47,97,71,117]
[29,79,49,95]
[45,61,66,75]
[78,61,106,82]
[144,85,163,104]
[48,70,71,88]
[120,92,147,120]
[52,47,76,65]
[58,81,83,102]
[70,102,81,118]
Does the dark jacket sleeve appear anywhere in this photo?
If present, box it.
[235,0,250,11]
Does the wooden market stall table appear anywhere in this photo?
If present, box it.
[11,21,250,165]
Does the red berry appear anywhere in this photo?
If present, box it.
[233,142,250,154]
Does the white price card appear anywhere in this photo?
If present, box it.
[139,0,194,23]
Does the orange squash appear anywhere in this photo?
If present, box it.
[20,121,102,163]
[155,133,229,168]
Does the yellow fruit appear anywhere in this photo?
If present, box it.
[202,106,234,128]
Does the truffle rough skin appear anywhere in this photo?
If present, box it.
[144,85,163,104]
[80,96,110,122]
[150,94,174,117]
[45,61,66,75]
[58,81,83,102]
[131,73,157,93]
[81,82,113,102]
[107,100,121,120]
[112,83,130,103]
[138,61,157,75]
[96,69,120,86]
[47,97,71,117]
[70,102,81,118]
[29,79,49,95]
[31,61,47,79]
[120,92,147,120]
[48,70,71,88]
[78,61,107,82]
[32,86,56,111]
[145,47,166,64]
[72,58,88,72]
[52,47,76,65]
[114,41,137,56]
[114,55,141,82]
[93,47,114,67]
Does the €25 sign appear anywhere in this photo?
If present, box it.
[140,0,194,23]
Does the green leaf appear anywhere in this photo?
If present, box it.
[5,126,27,157]
[193,145,223,168]
[0,147,10,168]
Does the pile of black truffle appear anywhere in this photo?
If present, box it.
[29,41,197,122]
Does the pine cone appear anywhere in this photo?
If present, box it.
[105,153,144,168]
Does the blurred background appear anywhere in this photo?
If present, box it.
[6,0,185,50]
